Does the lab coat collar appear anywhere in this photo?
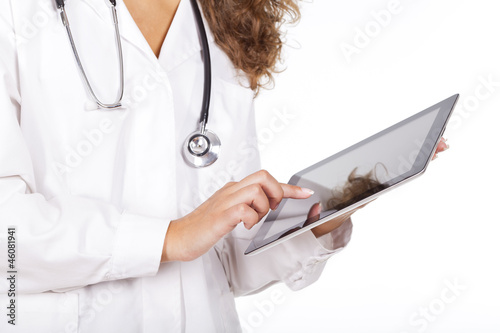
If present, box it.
[77,0,215,71]
[76,0,112,23]
[159,0,216,72]
[75,0,152,60]
[114,0,162,62]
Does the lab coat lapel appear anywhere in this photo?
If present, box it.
[78,0,160,64]
[77,0,214,70]
[114,0,161,62]
[77,0,108,22]
[158,0,201,72]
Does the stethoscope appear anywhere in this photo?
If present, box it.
[55,0,221,168]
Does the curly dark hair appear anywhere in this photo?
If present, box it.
[327,166,389,211]
[199,0,301,94]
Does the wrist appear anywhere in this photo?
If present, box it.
[161,216,199,262]
[311,216,349,238]
[161,219,179,263]
[161,230,169,262]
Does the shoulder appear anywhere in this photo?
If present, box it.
[199,3,252,92]
[209,38,251,91]
[0,0,18,84]
[2,0,60,48]
[2,0,57,24]
[0,0,14,34]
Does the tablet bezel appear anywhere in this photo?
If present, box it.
[244,94,459,256]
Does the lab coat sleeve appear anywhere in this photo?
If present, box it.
[0,4,169,294]
[217,217,353,297]
[210,71,354,296]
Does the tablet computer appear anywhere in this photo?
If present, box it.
[244,94,459,255]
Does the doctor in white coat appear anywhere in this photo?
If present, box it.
[0,0,447,332]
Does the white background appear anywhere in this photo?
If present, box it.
[236,0,500,332]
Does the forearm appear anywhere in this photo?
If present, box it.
[311,211,353,238]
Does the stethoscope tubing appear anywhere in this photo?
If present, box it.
[56,0,220,167]
[189,0,212,134]
[58,1,124,109]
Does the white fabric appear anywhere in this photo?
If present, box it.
[0,0,353,331]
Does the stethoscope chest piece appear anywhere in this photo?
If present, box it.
[182,129,221,168]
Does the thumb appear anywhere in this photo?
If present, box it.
[304,202,322,227]
[307,202,322,220]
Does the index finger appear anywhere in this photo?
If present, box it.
[227,170,286,210]
[281,183,314,199]
[229,170,313,210]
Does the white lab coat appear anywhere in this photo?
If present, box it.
[0,0,353,332]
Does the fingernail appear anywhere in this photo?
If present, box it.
[443,143,450,151]
[301,188,314,195]
[432,154,439,160]
[318,202,323,211]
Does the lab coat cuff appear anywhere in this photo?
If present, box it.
[284,218,353,291]
[109,211,170,280]
[315,217,353,254]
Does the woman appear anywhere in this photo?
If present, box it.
[0,0,447,332]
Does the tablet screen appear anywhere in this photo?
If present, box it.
[245,95,458,254]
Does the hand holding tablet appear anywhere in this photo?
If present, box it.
[244,94,459,255]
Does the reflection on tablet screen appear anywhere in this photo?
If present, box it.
[262,165,389,241]
[257,107,441,244]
